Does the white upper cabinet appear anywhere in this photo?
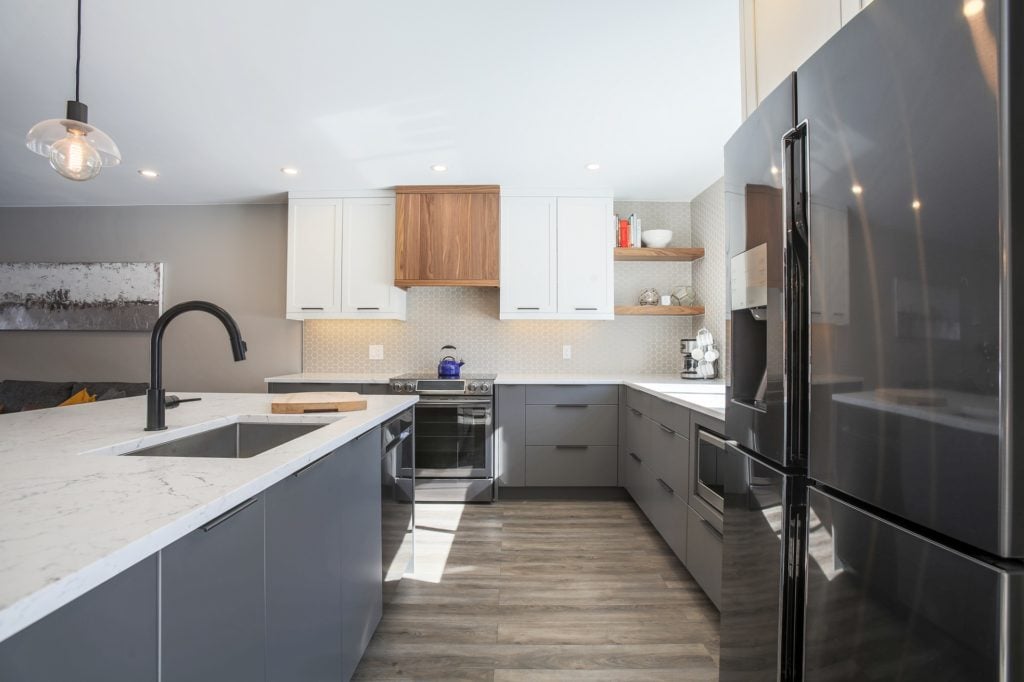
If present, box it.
[499,196,557,318]
[287,194,406,320]
[741,0,873,117]
[287,200,342,315]
[556,197,614,319]
[341,198,405,318]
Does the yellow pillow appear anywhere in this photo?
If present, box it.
[59,388,96,407]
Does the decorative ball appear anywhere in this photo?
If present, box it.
[638,288,660,306]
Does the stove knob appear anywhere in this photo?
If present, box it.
[468,382,480,393]
[480,383,491,393]
[391,382,402,393]
[404,382,416,393]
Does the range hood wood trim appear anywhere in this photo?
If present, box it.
[394,279,499,289]
[395,185,500,195]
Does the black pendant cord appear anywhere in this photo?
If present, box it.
[75,0,82,102]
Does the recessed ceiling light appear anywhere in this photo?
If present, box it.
[851,184,864,195]
[138,169,159,178]
[281,167,299,175]
[963,0,984,17]
[430,164,448,172]
[911,199,922,210]
[585,163,601,171]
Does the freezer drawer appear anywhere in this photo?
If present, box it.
[804,487,1024,681]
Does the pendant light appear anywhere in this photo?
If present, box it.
[25,0,121,181]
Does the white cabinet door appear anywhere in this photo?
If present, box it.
[287,199,342,315]
[556,197,614,318]
[500,197,557,318]
[341,198,406,319]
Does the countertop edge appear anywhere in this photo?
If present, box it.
[0,396,418,645]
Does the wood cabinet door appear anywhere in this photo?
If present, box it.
[342,197,404,315]
[499,196,557,315]
[556,197,614,316]
[395,187,500,286]
[288,199,342,313]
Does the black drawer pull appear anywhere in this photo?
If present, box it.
[659,424,674,434]
[575,307,598,311]
[203,497,258,532]
[657,478,674,495]
[700,517,724,540]
[630,408,642,416]
[555,445,589,450]
[293,454,329,477]
[357,307,380,311]
[629,452,642,462]
[555,404,588,408]
[300,306,324,310]
[516,306,540,310]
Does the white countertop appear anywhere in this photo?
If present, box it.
[0,392,417,643]
[265,372,394,384]
[265,373,726,420]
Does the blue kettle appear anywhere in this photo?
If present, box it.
[437,345,465,378]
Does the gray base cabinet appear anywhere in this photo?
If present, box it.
[161,495,267,682]
[686,505,723,609]
[525,445,618,486]
[340,428,384,681]
[266,450,346,681]
[0,555,158,682]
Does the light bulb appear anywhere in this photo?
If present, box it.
[49,131,102,181]
[963,0,984,17]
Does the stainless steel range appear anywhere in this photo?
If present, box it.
[389,373,496,502]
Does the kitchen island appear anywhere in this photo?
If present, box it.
[0,392,417,669]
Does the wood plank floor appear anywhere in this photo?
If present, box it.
[354,499,720,681]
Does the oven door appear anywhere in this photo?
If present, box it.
[413,397,493,478]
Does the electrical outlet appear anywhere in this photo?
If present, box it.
[369,344,384,360]
[562,344,572,360]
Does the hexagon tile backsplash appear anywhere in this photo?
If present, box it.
[303,197,728,376]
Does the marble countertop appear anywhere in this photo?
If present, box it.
[265,372,726,420]
[265,372,394,384]
[0,392,417,644]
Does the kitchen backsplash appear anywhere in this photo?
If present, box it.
[691,178,728,377]
[303,199,725,375]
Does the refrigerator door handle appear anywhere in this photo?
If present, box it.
[781,122,811,466]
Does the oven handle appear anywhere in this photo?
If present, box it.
[415,398,493,408]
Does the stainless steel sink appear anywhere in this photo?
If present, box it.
[122,422,328,459]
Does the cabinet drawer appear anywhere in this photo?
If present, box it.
[647,397,690,436]
[647,419,689,498]
[525,445,618,486]
[686,505,723,609]
[624,455,687,563]
[625,387,652,414]
[526,384,618,405]
[525,404,618,445]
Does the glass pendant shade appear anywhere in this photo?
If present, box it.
[26,110,121,181]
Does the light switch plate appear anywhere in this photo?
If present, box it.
[369,344,384,360]
[562,344,572,360]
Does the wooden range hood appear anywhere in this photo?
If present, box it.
[394,185,499,287]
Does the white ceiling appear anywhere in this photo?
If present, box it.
[0,1,741,207]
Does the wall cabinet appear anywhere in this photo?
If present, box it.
[740,0,874,117]
[0,555,158,682]
[499,196,557,315]
[394,185,500,287]
[161,495,267,682]
[500,195,614,320]
[287,195,406,320]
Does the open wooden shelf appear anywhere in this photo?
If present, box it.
[614,247,705,261]
[615,305,705,317]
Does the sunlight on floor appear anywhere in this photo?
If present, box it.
[405,503,464,584]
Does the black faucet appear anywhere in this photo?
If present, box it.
[146,300,247,431]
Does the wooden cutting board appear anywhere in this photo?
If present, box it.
[270,392,368,414]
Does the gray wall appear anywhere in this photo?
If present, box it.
[0,204,301,392]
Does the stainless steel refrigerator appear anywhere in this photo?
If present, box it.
[723,0,1024,679]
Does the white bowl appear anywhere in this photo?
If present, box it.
[641,229,672,248]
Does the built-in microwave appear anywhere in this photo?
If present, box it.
[694,428,727,529]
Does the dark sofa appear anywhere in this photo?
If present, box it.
[0,380,148,413]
